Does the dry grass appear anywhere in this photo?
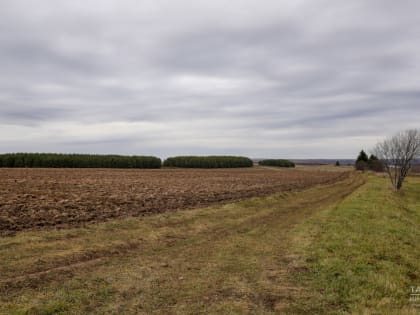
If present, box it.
[295,164,355,172]
[0,173,363,314]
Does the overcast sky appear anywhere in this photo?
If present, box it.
[1,0,419,158]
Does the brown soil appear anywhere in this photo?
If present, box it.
[0,167,349,234]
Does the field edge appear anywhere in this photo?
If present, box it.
[284,175,420,314]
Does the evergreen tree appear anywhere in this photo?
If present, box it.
[258,159,295,168]
[356,150,369,163]
[163,156,253,168]
[0,153,161,169]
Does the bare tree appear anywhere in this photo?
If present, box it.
[374,129,420,190]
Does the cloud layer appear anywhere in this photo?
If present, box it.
[1,0,419,158]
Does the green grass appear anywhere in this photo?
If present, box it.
[287,175,420,314]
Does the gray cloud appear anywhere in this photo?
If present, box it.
[1,0,419,158]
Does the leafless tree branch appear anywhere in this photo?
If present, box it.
[373,129,420,190]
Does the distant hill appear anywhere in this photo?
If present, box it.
[253,158,355,165]
[291,159,355,165]
[253,159,420,165]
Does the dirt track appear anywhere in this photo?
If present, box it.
[0,172,364,314]
[0,167,349,234]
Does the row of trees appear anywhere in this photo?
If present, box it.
[0,153,162,169]
[258,159,295,168]
[163,156,253,168]
[355,150,384,172]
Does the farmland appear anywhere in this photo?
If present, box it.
[0,169,363,314]
[0,167,348,235]
[1,167,419,314]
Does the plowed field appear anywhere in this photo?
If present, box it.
[0,167,349,234]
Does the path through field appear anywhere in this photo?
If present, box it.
[0,167,348,235]
[0,172,364,314]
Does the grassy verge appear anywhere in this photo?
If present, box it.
[0,174,363,315]
[287,175,420,314]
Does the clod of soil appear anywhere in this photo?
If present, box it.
[0,168,349,234]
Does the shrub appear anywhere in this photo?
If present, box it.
[163,156,253,168]
[0,153,161,169]
[355,160,369,171]
[258,159,295,168]
[369,159,385,172]
[411,165,420,174]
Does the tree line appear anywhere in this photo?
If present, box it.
[355,150,384,172]
[0,153,162,169]
[163,156,253,168]
[258,159,295,168]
